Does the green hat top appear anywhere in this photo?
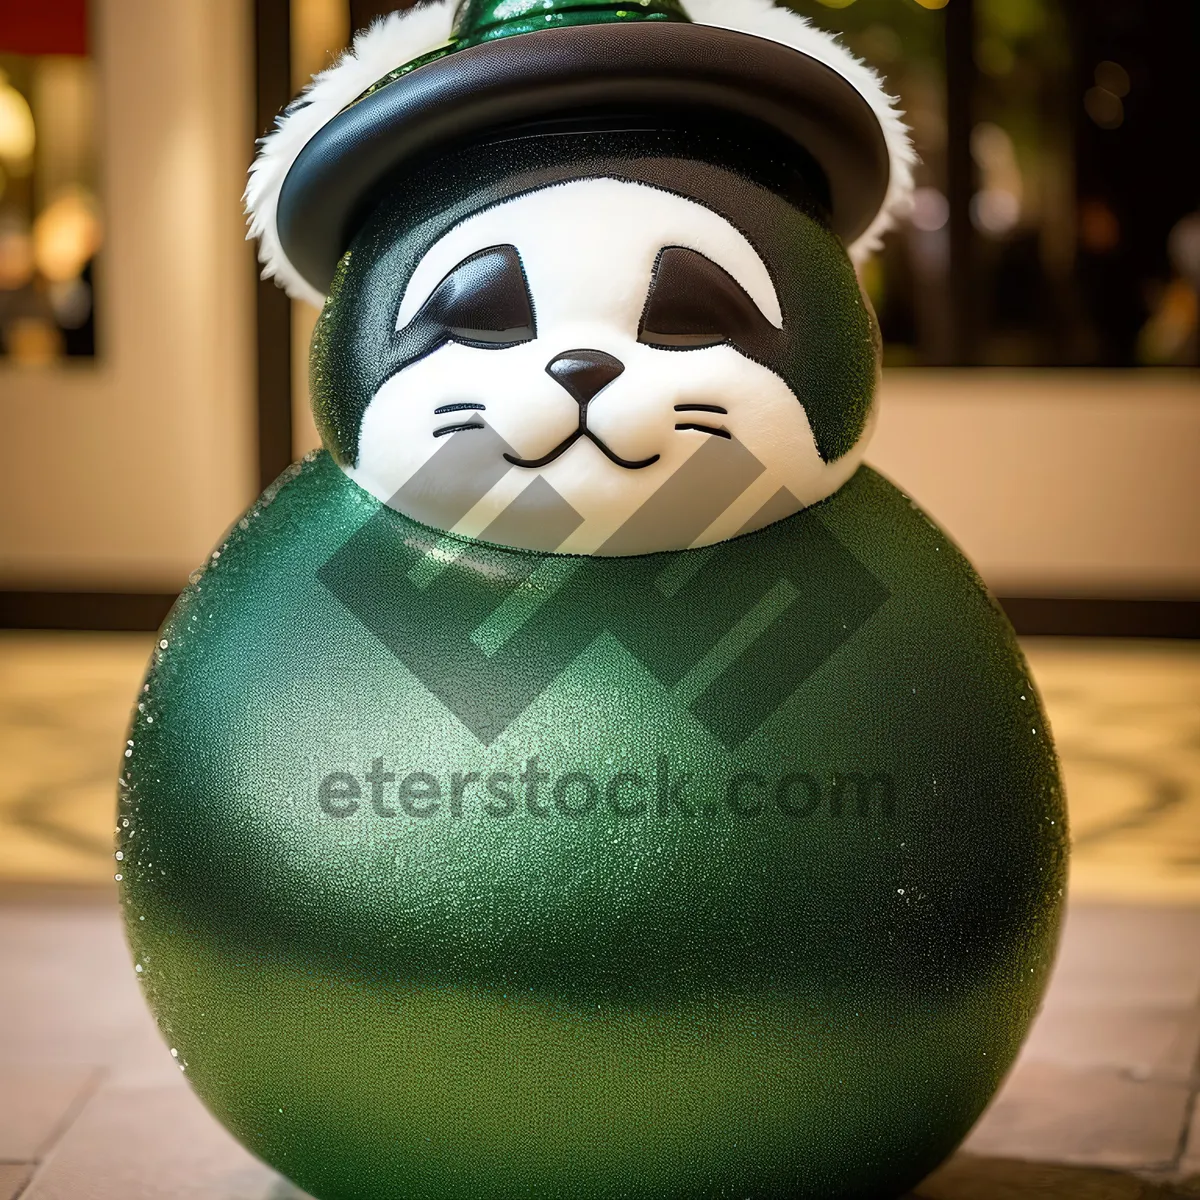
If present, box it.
[257,0,915,305]
[453,0,690,47]
[353,0,689,106]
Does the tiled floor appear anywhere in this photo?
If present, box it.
[0,634,145,886]
[1029,640,1200,905]
[1,632,1199,1198]
[4,633,1198,899]
[0,892,1196,1199]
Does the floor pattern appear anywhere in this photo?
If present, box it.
[1,632,1199,1197]
[1,633,1198,900]
[1024,639,1200,904]
[0,634,149,886]
[0,895,1195,1198]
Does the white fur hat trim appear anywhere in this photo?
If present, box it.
[245,0,915,304]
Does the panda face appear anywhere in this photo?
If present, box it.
[345,178,871,556]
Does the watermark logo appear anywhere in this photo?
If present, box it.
[320,431,888,746]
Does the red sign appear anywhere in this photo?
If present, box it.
[0,0,89,56]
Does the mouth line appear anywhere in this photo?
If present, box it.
[504,428,660,471]
[433,421,486,438]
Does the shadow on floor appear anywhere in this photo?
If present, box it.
[913,1155,1199,1199]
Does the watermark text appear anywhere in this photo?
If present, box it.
[317,756,895,822]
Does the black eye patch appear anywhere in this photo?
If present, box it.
[639,246,782,358]
[408,244,536,348]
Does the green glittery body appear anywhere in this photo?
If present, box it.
[119,453,1065,1200]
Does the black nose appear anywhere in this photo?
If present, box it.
[546,349,625,406]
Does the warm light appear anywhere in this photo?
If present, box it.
[971,189,1020,236]
[1137,278,1197,365]
[910,187,949,233]
[1079,200,1120,254]
[6,316,63,366]
[33,187,102,283]
[912,0,949,10]
[0,73,36,165]
[969,122,1023,236]
[1168,213,1200,283]
[1094,60,1130,98]
[971,122,1015,172]
[1085,86,1124,130]
[0,221,34,290]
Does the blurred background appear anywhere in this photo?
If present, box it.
[0,2,1197,1198]
[0,0,1196,620]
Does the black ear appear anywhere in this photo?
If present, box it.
[639,246,780,353]
[410,244,536,348]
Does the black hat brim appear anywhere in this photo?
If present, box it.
[277,22,890,297]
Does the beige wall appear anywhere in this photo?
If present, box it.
[870,371,1200,597]
[289,0,349,463]
[0,0,257,592]
[0,2,1193,604]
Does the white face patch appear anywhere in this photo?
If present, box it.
[346,178,870,556]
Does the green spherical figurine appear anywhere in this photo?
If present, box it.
[119,3,1067,1197]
